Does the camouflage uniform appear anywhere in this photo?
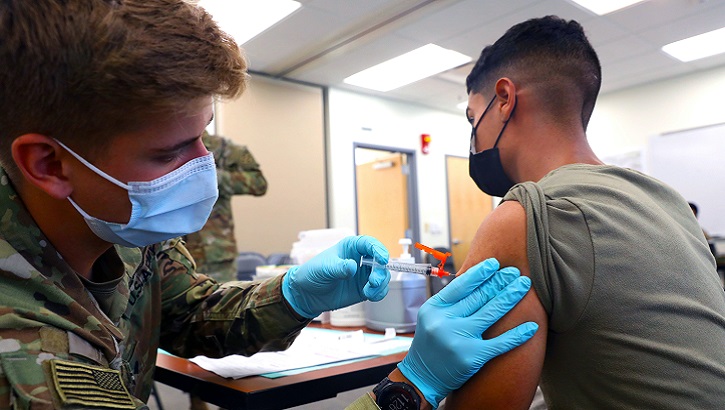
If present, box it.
[183,133,268,283]
[0,169,309,409]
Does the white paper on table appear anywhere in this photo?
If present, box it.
[189,327,412,379]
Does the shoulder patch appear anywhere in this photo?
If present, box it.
[49,359,135,409]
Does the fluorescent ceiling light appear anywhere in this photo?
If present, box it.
[662,27,725,62]
[568,0,647,15]
[457,101,468,110]
[198,0,301,45]
[344,44,471,92]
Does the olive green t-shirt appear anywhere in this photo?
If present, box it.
[504,164,725,409]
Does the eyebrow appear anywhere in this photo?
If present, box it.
[152,136,199,154]
[151,113,214,154]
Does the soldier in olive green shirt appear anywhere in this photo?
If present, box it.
[0,2,537,409]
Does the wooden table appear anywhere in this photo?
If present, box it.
[154,324,411,409]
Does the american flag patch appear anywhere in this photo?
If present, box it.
[49,359,136,409]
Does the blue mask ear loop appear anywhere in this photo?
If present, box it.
[492,94,518,149]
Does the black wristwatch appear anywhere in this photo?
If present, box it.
[373,377,421,410]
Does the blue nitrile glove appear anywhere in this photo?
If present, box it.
[398,258,539,408]
[282,235,391,319]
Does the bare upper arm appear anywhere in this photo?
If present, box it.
[445,200,549,410]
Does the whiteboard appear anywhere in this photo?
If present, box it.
[644,123,725,236]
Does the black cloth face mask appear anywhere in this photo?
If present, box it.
[468,95,516,197]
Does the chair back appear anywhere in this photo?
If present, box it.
[236,252,267,281]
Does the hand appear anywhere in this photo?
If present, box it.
[282,235,391,318]
[397,258,538,407]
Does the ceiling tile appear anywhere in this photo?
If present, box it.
[235,0,725,115]
[291,34,421,83]
[602,51,681,84]
[601,62,693,94]
[603,0,725,33]
[394,0,537,44]
[304,0,404,18]
[636,2,725,46]
[595,36,654,65]
[579,16,633,45]
[242,7,347,72]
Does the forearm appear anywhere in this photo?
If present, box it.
[161,274,310,358]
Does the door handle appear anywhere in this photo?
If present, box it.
[452,238,462,245]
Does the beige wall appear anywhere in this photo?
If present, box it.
[216,76,326,255]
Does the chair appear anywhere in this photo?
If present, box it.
[235,252,267,281]
[266,253,293,266]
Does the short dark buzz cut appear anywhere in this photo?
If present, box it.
[466,15,602,129]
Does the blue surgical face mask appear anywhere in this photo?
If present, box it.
[468,95,516,197]
[55,139,219,248]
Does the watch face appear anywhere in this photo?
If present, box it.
[377,383,420,410]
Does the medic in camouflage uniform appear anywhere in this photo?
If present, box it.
[0,167,308,409]
[0,1,395,408]
[183,133,267,283]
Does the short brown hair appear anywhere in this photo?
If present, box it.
[0,0,248,180]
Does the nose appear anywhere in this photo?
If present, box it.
[192,137,210,158]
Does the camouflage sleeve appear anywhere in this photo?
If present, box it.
[157,239,309,359]
[204,134,267,197]
[0,328,147,409]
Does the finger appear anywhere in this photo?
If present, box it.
[487,266,522,294]
[474,321,539,359]
[367,266,390,287]
[318,258,358,281]
[432,258,501,306]
[351,235,389,265]
[447,267,521,318]
[364,280,389,301]
[463,276,532,333]
[363,267,390,301]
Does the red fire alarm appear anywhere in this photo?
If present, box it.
[421,133,431,154]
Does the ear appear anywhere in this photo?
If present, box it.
[11,134,74,200]
[494,78,517,122]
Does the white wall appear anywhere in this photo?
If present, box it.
[327,89,471,250]
[645,123,725,236]
[588,64,725,157]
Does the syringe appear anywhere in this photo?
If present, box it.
[360,256,452,278]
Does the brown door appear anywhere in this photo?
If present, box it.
[446,156,493,273]
[356,151,409,254]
